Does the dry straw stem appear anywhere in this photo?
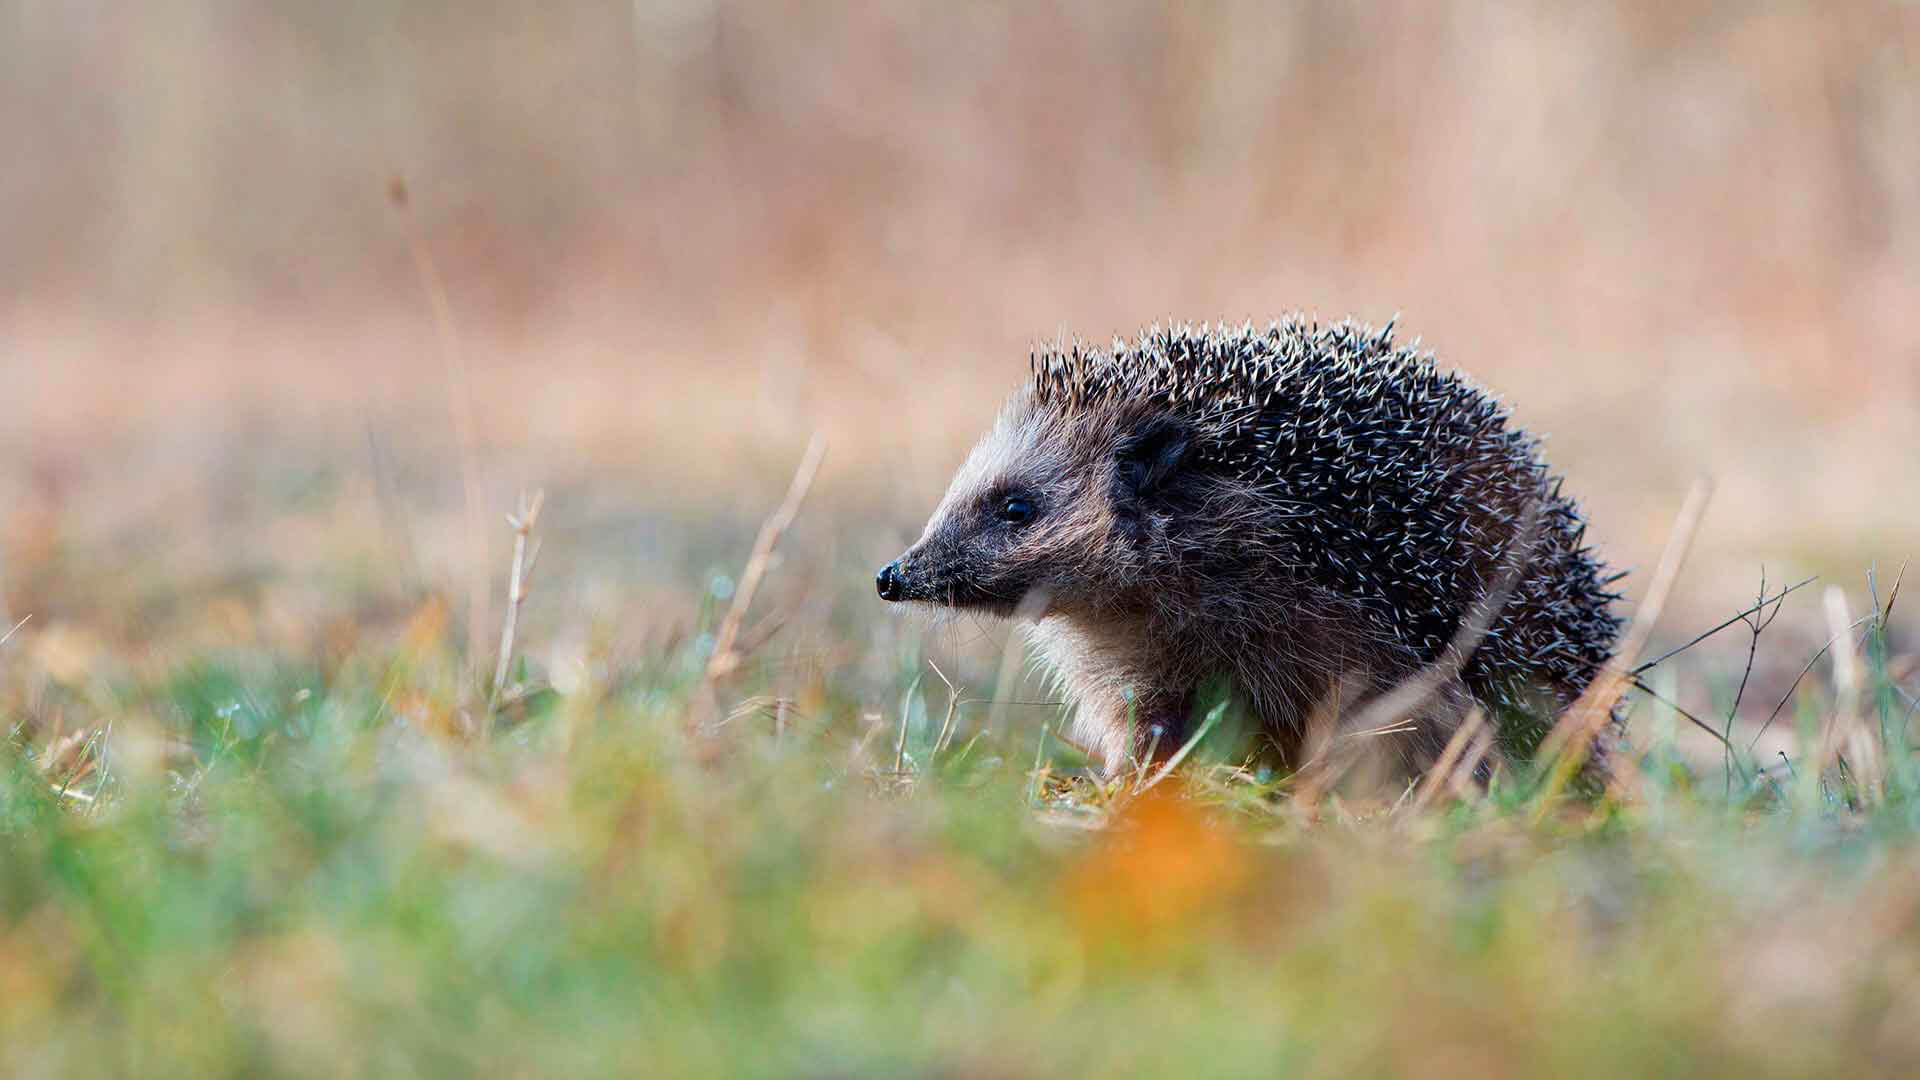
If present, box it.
[895,674,923,775]
[704,434,828,684]
[1448,724,1497,803]
[0,614,29,650]
[1407,707,1489,816]
[1815,585,1882,807]
[489,489,546,711]
[1536,478,1714,812]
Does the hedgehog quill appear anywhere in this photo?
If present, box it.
[877,318,1622,780]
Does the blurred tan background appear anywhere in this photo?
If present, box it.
[1,3,1915,713]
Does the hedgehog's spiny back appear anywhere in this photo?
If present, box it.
[1029,318,1621,740]
[1030,320,1455,482]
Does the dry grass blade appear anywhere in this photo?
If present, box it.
[1449,726,1496,803]
[1883,559,1907,625]
[1536,477,1712,811]
[704,434,828,682]
[1817,586,1881,807]
[896,674,923,774]
[1027,723,1052,802]
[1408,707,1487,816]
[1824,586,1861,727]
[0,614,29,650]
[926,657,964,755]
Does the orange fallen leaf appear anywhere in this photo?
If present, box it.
[1061,787,1248,949]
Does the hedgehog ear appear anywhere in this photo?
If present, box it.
[1115,417,1191,497]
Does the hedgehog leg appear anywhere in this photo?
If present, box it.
[1025,616,1193,777]
[1126,690,1198,770]
[1064,681,1193,778]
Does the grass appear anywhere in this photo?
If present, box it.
[3,477,1917,1080]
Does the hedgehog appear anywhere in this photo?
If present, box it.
[876,318,1622,780]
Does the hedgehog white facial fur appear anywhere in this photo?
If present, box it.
[878,318,1622,778]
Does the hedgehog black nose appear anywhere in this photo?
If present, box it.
[876,561,905,602]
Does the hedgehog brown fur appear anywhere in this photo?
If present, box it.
[877,317,1622,779]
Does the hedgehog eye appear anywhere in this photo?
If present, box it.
[997,496,1036,526]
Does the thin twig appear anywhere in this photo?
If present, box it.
[1629,677,1746,778]
[0,614,29,649]
[1631,575,1816,676]
[1722,569,1789,794]
[490,489,546,710]
[1729,569,1788,722]
[705,434,828,682]
[1748,614,1879,752]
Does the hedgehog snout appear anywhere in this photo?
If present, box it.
[879,546,953,603]
[876,559,906,602]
